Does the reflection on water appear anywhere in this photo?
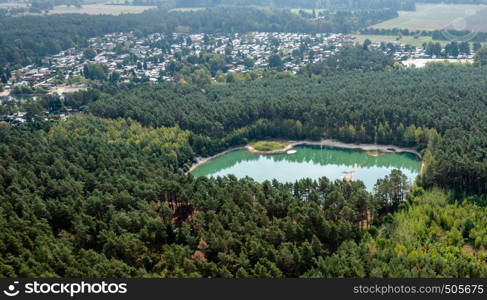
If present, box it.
[191,145,421,191]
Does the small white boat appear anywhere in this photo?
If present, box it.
[287,150,297,154]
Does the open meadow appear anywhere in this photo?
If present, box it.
[371,4,487,32]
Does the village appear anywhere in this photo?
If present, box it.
[0,31,476,126]
[1,32,357,93]
[1,31,477,96]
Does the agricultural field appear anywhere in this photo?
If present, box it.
[47,3,155,15]
[371,4,487,32]
[464,7,487,32]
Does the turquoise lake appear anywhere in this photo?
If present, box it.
[191,145,421,191]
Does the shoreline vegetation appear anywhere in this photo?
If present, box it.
[187,139,422,174]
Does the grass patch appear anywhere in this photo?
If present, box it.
[251,141,289,152]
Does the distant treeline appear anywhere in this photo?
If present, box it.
[169,0,487,8]
[166,0,416,10]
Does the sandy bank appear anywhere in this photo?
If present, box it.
[187,139,422,174]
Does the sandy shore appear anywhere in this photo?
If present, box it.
[187,139,422,174]
[289,139,422,158]
[186,146,246,174]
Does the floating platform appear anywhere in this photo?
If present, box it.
[342,170,357,181]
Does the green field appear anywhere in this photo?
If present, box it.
[372,4,487,32]
[47,4,155,15]
[251,141,289,152]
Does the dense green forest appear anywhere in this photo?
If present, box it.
[86,64,487,194]
[306,188,487,277]
[1,115,486,277]
[2,63,487,277]
[1,6,487,277]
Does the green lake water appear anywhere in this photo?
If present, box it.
[191,145,421,191]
